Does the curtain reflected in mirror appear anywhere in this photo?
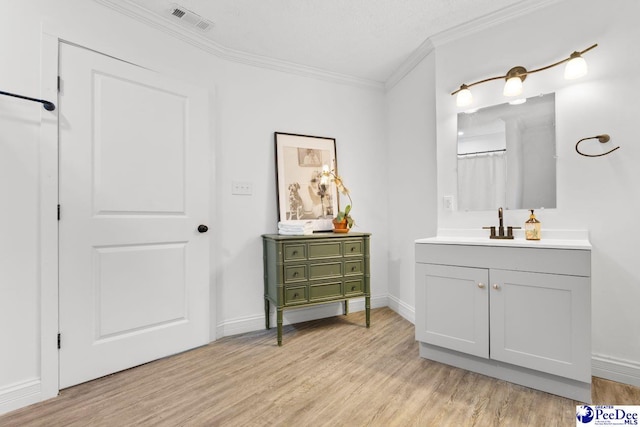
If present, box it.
[458,152,506,211]
[457,93,556,211]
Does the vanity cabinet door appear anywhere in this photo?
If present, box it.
[415,264,489,358]
[489,269,591,382]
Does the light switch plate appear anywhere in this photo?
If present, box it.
[232,181,252,195]
[444,195,454,211]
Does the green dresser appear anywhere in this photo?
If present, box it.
[262,232,371,346]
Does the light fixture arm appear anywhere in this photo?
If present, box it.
[451,43,598,96]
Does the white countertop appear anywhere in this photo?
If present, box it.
[416,229,591,250]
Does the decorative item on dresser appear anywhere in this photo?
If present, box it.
[320,163,355,233]
[274,132,339,232]
[262,232,371,346]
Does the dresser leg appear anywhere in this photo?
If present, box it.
[277,308,283,346]
[344,300,349,315]
[264,298,270,329]
[365,296,370,328]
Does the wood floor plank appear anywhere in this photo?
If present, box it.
[2,307,639,426]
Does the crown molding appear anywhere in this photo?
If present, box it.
[429,0,565,48]
[94,0,565,93]
[385,38,435,91]
[384,0,565,91]
[93,0,385,90]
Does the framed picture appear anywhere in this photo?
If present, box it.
[275,132,338,231]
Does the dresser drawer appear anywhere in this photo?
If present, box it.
[309,261,343,279]
[284,265,306,283]
[345,278,364,296]
[308,242,342,259]
[343,240,363,257]
[284,286,307,305]
[345,259,363,275]
[283,244,306,261]
[309,281,343,301]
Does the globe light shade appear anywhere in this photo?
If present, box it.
[456,87,473,107]
[503,77,523,97]
[564,55,587,80]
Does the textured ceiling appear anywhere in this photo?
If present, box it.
[125,0,527,82]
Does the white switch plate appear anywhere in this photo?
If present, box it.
[232,181,252,195]
[444,195,454,211]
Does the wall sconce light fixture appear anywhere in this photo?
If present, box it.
[452,43,598,107]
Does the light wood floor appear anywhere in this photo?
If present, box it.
[2,307,639,426]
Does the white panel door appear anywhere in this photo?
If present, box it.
[489,269,591,382]
[58,43,210,388]
[415,263,489,358]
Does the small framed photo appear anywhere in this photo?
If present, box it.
[274,132,338,231]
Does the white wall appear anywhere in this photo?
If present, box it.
[433,0,640,385]
[213,58,389,335]
[385,53,438,322]
[0,0,388,414]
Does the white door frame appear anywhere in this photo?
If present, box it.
[0,29,60,418]
[33,31,59,408]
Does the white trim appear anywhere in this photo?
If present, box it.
[428,0,564,48]
[217,295,388,339]
[386,294,415,325]
[93,0,384,91]
[385,38,435,91]
[0,380,43,415]
[593,354,640,388]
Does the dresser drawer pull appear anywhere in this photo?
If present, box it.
[293,272,298,277]
[350,247,355,252]
[351,266,356,272]
[293,293,299,298]
[351,286,357,291]
[292,250,298,256]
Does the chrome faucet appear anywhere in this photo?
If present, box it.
[483,207,520,239]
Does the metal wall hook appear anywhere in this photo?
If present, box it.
[575,134,620,157]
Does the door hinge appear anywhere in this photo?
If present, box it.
[57,76,61,93]
[57,333,61,349]
[57,204,61,221]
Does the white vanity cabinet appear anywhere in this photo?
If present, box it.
[415,238,592,402]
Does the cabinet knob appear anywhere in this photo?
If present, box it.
[477,283,485,289]
[197,224,208,233]
[492,283,500,290]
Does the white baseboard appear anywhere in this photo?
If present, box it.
[387,294,415,325]
[217,294,389,338]
[592,354,640,388]
[0,379,56,416]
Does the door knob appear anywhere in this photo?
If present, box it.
[197,225,209,233]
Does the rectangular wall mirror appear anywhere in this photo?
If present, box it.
[456,93,556,211]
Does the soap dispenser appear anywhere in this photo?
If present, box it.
[525,209,541,240]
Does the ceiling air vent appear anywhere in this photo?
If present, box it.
[168,4,213,32]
